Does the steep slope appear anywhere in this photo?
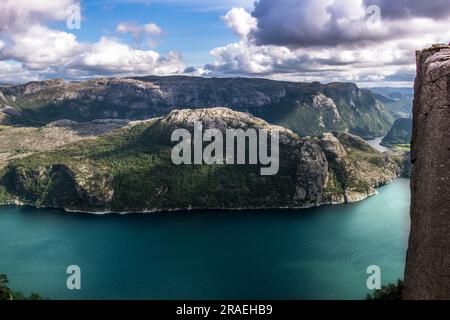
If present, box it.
[0,108,400,213]
[0,76,394,139]
[404,45,450,299]
[381,118,412,148]
[370,87,413,118]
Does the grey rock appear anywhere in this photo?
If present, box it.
[404,45,450,299]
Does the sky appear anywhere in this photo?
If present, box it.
[0,0,449,87]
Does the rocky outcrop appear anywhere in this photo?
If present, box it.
[2,164,113,209]
[404,45,450,299]
[320,133,347,162]
[0,76,394,139]
[0,108,400,213]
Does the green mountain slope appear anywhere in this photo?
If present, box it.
[0,108,401,213]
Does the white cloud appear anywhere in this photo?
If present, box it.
[0,0,79,32]
[72,37,183,76]
[222,8,257,38]
[1,0,448,86]
[116,21,163,41]
[250,0,450,47]
[143,23,163,36]
[205,3,450,86]
[0,61,39,83]
[0,30,184,79]
[117,22,141,37]
[1,25,81,70]
[0,1,183,82]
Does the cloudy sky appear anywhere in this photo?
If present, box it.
[0,0,449,86]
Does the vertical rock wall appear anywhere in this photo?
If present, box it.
[404,45,450,299]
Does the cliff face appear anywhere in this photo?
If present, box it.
[0,108,400,213]
[404,45,450,299]
[0,76,394,139]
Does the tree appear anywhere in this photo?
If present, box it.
[0,274,12,300]
[366,280,404,300]
[0,273,45,300]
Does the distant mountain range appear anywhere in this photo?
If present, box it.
[0,76,409,139]
[369,87,413,119]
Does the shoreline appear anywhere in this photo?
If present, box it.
[0,178,400,216]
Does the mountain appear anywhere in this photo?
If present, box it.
[0,108,401,213]
[369,87,413,119]
[0,76,394,139]
[381,118,412,148]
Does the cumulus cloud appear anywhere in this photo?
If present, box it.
[222,7,257,38]
[116,22,163,41]
[205,0,450,86]
[71,37,183,76]
[0,0,79,32]
[205,32,446,85]
[0,1,183,82]
[0,29,184,78]
[206,38,417,78]
[0,25,81,70]
[1,0,449,86]
[0,61,39,83]
[249,0,450,47]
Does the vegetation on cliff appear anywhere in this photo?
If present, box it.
[0,108,400,213]
[366,280,404,300]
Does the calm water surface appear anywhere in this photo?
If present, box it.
[0,178,410,300]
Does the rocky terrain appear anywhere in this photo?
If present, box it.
[0,119,135,167]
[0,76,395,139]
[0,108,401,213]
[404,45,450,299]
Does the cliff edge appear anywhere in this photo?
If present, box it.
[404,45,450,299]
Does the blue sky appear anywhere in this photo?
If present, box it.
[0,0,449,86]
[75,1,241,65]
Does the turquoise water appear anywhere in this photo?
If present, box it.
[0,179,410,300]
